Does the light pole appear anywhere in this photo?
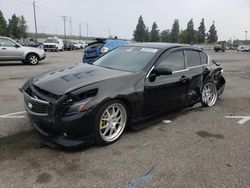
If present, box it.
[245,31,248,40]
[86,23,89,38]
[33,1,38,40]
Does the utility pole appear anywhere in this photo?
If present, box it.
[79,23,81,40]
[109,26,111,38]
[69,17,73,36]
[245,30,248,40]
[62,16,67,40]
[86,23,89,38]
[33,1,38,40]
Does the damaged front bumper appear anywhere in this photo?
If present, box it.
[22,87,96,149]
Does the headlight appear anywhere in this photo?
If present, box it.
[63,98,92,116]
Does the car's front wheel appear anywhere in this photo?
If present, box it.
[95,100,127,145]
[27,54,39,65]
[201,82,218,107]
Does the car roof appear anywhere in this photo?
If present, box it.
[126,42,190,50]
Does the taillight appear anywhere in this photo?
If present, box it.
[100,47,109,54]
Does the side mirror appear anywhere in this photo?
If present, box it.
[154,67,172,76]
[212,59,220,66]
[14,44,21,48]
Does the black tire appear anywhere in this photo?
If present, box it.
[201,81,218,107]
[26,54,39,65]
[95,100,128,146]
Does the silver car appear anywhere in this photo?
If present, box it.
[0,36,46,65]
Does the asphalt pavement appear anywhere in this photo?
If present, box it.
[0,50,249,188]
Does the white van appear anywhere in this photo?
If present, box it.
[237,45,250,52]
[43,37,64,52]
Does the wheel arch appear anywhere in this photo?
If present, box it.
[25,52,40,60]
[95,97,133,123]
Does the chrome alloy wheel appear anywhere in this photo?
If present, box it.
[99,103,127,142]
[202,82,217,107]
[29,55,38,65]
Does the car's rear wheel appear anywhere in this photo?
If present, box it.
[95,100,127,145]
[27,54,39,65]
[201,82,217,107]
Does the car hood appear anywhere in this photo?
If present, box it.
[32,64,132,96]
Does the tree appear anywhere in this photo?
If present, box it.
[133,15,147,42]
[179,30,188,43]
[0,10,7,36]
[207,21,218,43]
[197,18,206,43]
[149,22,160,42]
[186,18,195,44]
[145,27,150,42]
[7,14,21,39]
[160,29,171,42]
[171,19,180,43]
[19,15,28,39]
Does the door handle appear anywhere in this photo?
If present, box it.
[180,75,189,83]
[1,48,7,50]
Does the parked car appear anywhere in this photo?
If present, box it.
[72,42,81,50]
[0,36,46,65]
[237,45,250,52]
[21,43,225,149]
[43,37,64,52]
[214,44,225,52]
[26,39,40,48]
[82,38,129,64]
[63,40,74,51]
[78,41,86,49]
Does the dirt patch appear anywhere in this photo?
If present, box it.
[196,130,224,139]
[35,172,52,184]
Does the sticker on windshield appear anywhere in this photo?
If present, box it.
[141,48,158,53]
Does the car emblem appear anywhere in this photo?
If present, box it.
[28,103,33,109]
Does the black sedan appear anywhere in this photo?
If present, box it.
[21,43,225,149]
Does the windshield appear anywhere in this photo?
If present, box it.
[44,39,57,43]
[94,46,158,72]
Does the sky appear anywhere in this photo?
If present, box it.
[0,0,250,41]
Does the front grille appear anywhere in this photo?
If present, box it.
[24,92,49,116]
[44,45,54,48]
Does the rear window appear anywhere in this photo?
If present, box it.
[87,42,104,48]
[186,50,201,67]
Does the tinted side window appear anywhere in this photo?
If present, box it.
[200,52,208,64]
[158,51,185,71]
[186,50,201,67]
